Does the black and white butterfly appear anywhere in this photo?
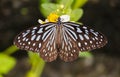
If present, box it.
[14,18,107,62]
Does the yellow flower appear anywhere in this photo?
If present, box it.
[47,13,59,22]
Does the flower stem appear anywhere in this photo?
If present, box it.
[2,45,19,55]
[26,52,45,77]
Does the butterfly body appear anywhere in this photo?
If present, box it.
[14,18,107,62]
[55,23,62,49]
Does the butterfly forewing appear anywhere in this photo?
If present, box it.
[14,23,58,62]
[63,22,107,51]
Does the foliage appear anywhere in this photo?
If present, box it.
[0,45,18,76]
[39,0,88,21]
[79,52,93,57]
[26,52,45,77]
[0,53,16,75]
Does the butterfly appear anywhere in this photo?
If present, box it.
[14,17,107,62]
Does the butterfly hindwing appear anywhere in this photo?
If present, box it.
[59,23,79,62]
[39,26,58,62]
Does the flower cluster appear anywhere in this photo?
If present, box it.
[38,13,70,24]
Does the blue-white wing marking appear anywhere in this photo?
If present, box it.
[14,23,58,62]
[59,23,79,62]
[59,22,107,62]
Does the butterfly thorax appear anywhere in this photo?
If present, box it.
[57,17,62,26]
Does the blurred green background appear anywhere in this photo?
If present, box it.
[0,0,120,77]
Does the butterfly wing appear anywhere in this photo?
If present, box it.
[59,24,79,62]
[59,22,107,62]
[14,23,58,62]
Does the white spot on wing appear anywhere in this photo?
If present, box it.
[78,42,81,47]
[85,29,89,34]
[23,43,25,45]
[85,42,87,45]
[95,37,98,40]
[26,38,29,41]
[39,43,41,48]
[92,38,95,41]
[90,41,92,44]
[79,35,84,40]
[48,46,50,50]
[84,34,89,40]
[83,26,87,29]
[100,39,103,41]
[18,40,20,42]
[92,32,98,36]
[43,49,46,53]
[31,35,36,41]
[70,53,73,56]
[77,28,82,33]
[62,41,64,49]
[28,42,31,45]
[33,43,36,46]
[45,53,47,56]
[31,30,35,35]
[90,29,94,32]
[37,28,43,33]
[68,46,70,51]
[65,47,67,51]
[50,47,53,51]
[101,36,103,38]
[20,43,22,45]
[36,35,41,41]
[33,27,37,29]
[18,37,20,39]
[22,37,26,41]
[96,42,98,44]
[23,31,29,37]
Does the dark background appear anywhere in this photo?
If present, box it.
[0,0,120,77]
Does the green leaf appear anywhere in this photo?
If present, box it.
[57,0,73,9]
[72,0,88,9]
[39,0,50,4]
[0,53,16,74]
[40,3,58,17]
[70,8,83,21]
[0,75,3,77]
[79,52,93,58]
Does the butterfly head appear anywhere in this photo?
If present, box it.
[57,15,70,25]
